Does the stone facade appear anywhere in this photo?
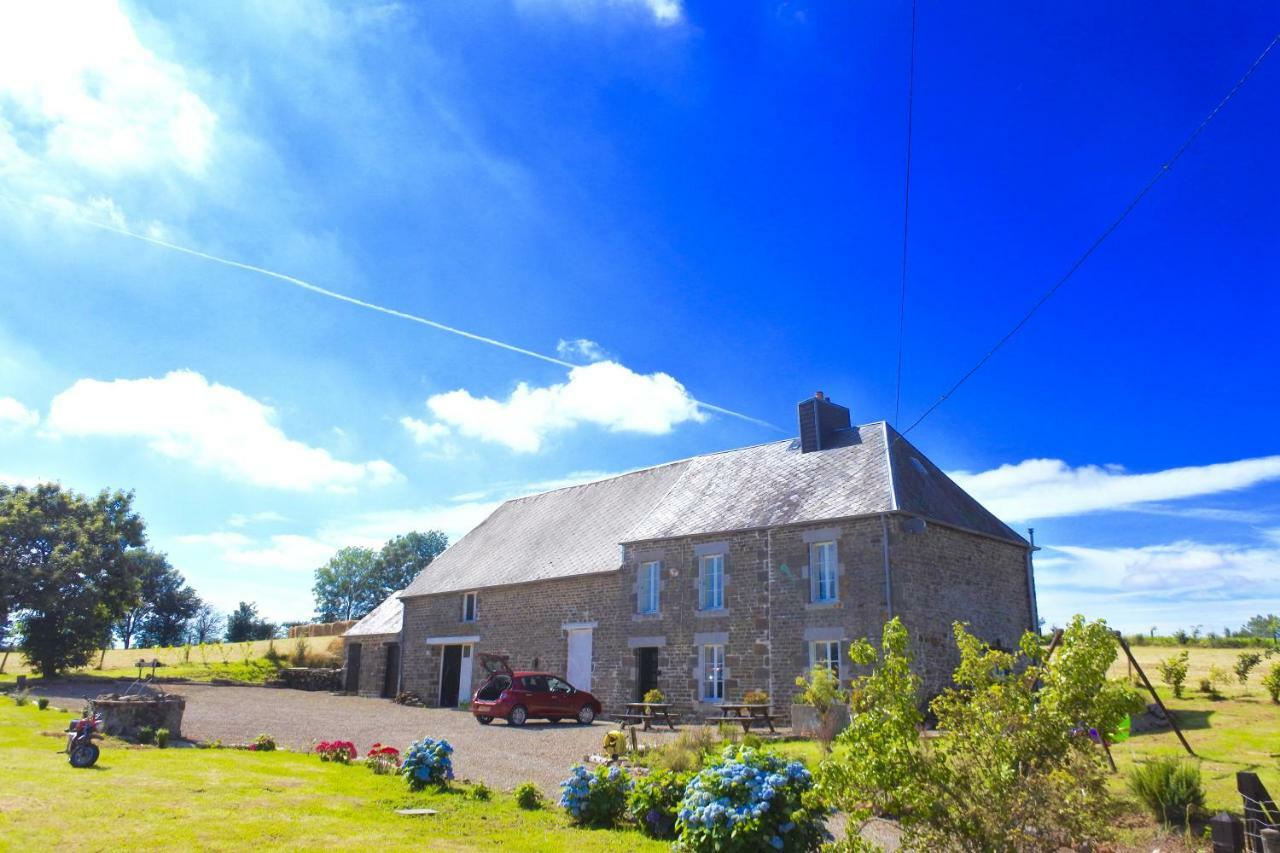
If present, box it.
[345,633,400,697]
[396,512,1033,718]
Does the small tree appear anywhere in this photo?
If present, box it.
[189,604,221,644]
[1261,662,1280,704]
[1235,651,1263,685]
[1157,651,1190,698]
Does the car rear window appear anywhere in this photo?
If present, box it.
[520,675,548,691]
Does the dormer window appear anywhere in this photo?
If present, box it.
[462,591,477,622]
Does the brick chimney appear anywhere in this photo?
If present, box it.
[797,391,851,453]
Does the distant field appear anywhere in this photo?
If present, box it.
[1109,643,1278,687]
[0,635,344,681]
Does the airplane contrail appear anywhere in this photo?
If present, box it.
[7,195,781,431]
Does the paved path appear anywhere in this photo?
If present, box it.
[30,681,683,793]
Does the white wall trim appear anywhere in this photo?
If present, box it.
[562,621,598,631]
[426,635,480,645]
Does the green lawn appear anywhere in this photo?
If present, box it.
[0,703,664,851]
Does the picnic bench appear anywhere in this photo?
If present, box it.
[613,702,679,731]
[709,703,777,733]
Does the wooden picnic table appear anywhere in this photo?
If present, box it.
[620,702,679,731]
[711,703,777,733]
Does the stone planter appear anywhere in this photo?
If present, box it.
[790,703,850,738]
[90,692,185,740]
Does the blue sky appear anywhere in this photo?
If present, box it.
[1,1,1277,632]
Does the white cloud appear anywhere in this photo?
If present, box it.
[0,397,39,430]
[517,0,683,26]
[227,511,289,528]
[556,338,610,363]
[400,416,455,451]
[950,455,1280,521]
[1034,532,1280,632]
[411,360,705,453]
[0,2,217,179]
[0,472,43,488]
[44,370,399,492]
[178,531,335,573]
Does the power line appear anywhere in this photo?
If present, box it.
[1,193,783,432]
[892,0,919,427]
[900,31,1280,437]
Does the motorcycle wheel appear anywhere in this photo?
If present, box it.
[69,742,100,768]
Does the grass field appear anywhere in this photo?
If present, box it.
[0,636,343,683]
[0,702,663,851]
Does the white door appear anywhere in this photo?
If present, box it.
[566,629,593,691]
[458,645,474,704]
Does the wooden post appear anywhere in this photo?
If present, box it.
[1209,812,1243,853]
[1042,628,1064,660]
[1262,828,1280,853]
[1114,631,1195,757]
[628,725,638,754]
[1099,736,1118,773]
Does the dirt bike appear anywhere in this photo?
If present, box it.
[66,712,104,768]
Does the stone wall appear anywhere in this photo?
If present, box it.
[91,693,185,740]
[397,513,1033,718]
[345,634,398,697]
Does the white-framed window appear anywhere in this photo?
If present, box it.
[810,541,838,603]
[701,644,725,701]
[638,560,660,614]
[699,554,724,610]
[809,640,841,682]
[462,591,477,623]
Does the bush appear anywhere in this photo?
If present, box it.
[155,728,170,748]
[1127,757,1206,827]
[401,737,454,789]
[628,768,690,839]
[1157,651,1190,698]
[366,743,400,774]
[36,697,49,710]
[250,733,276,752]
[315,740,357,763]
[558,764,632,827]
[138,726,156,745]
[642,688,666,704]
[743,689,769,705]
[12,689,30,707]
[1236,651,1263,684]
[676,745,824,852]
[1207,665,1232,699]
[793,665,845,714]
[468,781,492,801]
[514,781,543,810]
[652,726,720,773]
[1263,662,1280,703]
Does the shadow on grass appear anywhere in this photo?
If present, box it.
[1128,708,1214,736]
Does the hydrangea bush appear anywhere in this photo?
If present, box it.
[315,740,358,763]
[558,764,632,827]
[627,768,690,839]
[676,745,824,852]
[401,737,454,789]
[365,743,400,775]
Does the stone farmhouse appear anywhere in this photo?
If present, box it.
[344,393,1038,718]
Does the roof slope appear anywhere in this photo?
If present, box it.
[345,593,402,637]
[399,421,1026,600]
[401,460,690,597]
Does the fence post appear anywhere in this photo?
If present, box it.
[1240,771,1280,852]
[1210,812,1243,852]
[1262,828,1280,853]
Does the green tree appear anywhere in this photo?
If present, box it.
[1241,614,1280,644]
[0,483,146,677]
[374,530,447,596]
[225,601,276,642]
[189,603,221,644]
[135,566,202,648]
[312,546,380,622]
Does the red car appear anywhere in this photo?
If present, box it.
[471,653,602,726]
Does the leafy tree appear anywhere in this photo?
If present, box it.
[114,550,198,648]
[0,484,146,677]
[819,615,1143,852]
[224,601,277,642]
[189,603,222,644]
[374,531,448,595]
[1157,651,1190,698]
[1236,651,1263,684]
[312,546,380,622]
[1241,614,1280,645]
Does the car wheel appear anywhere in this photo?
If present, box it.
[476,715,493,725]
[508,705,528,726]
[576,704,595,725]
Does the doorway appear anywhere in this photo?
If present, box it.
[381,643,400,698]
[344,643,361,693]
[636,647,659,701]
[439,645,462,707]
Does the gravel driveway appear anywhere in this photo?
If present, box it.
[29,681,683,793]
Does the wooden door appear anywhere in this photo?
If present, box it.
[344,643,362,693]
[439,645,462,707]
[381,643,400,698]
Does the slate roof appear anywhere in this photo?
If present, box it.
[345,593,403,637]
[396,421,1026,603]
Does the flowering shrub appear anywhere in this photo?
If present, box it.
[743,689,769,706]
[316,740,358,763]
[628,768,690,839]
[643,688,666,704]
[558,764,632,827]
[365,743,400,774]
[401,737,454,789]
[676,745,823,852]
[250,733,277,752]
